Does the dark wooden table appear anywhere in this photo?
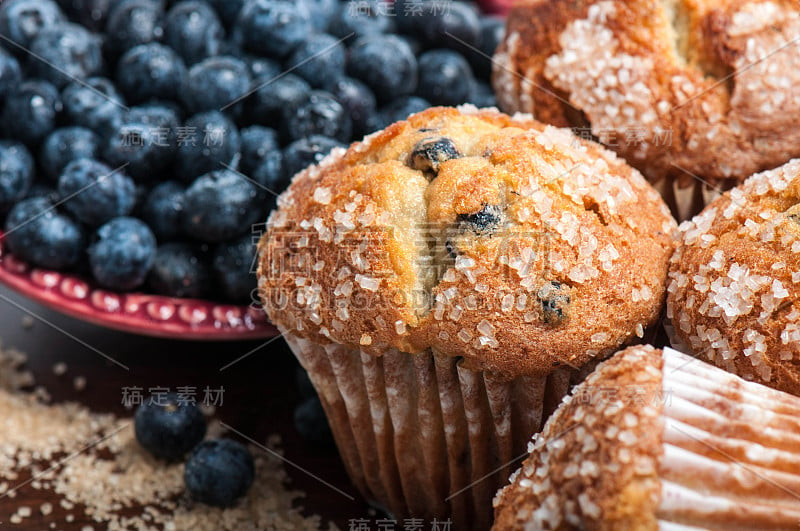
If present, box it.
[0,284,372,529]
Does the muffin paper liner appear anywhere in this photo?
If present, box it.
[652,178,725,223]
[283,330,581,529]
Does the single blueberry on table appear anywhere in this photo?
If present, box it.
[61,77,126,136]
[212,234,257,302]
[286,33,345,89]
[236,0,311,59]
[375,95,430,130]
[0,141,34,212]
[175,111,241,182]
[330,0,391,44]
[294,395,334,446]
[147,242,211,298]
[28,22,103,88]
[164,1,224,65]
[104,0,164,58]
[134,392,206,461]
[0,0,65,53]
[116,43,187,104]
[282,135,345,181]
[326,76,377,139]
[285,90,352,143]
[88,217,156,290]
[104,121,175,181]
[141,181,185,241]
[246,73,310,128]
[2,79,62,146]
[347,34,417,103]
[415,49,473,106]
[40,127,101,181]
[184,439,254,507]
[58,158,136,227]
[239,126,279,176]
[183,55,251,115]
[182,169,261,243]
[3,197,85,269]
[0,47,21,102]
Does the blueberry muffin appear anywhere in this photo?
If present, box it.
[257,106,677,527]
[494,345,800,529]
[668,159,800,396]
[493,0,800,220]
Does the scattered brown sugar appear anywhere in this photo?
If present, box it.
[0,345,332,530]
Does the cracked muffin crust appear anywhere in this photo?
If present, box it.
[493,0,800,218]
[258,106,677,378]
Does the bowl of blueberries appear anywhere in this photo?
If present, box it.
[0,0,505,339]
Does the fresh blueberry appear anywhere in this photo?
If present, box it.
[28,22,103,88]
[182,169,260,243]
[416,1,481,51]
[126,102,181,140]
[1,79,62,146]
[458,203,502,233]
[0,0,65,53]
[147,242,211,298]
[183,56,251,115]
[134,392,206,461]
[3,197,85,269]
[212,234,256,302]
[347,34,417,103]
[0,47,21,102]
[415,49,472,106]
[285,91,352,143]
[184,439,254,507]
[164,1,224,65]
[175,111,241,182]
[236,0,311,58]
[282,135,344,180]
[250,150,285,206]
[40,127,101,181]
[0,141,34,212]
[467,79,497,109]
[205,0,246,29]
[88,217,156,290]
[304,0,337,31]
[246,73,310,127]
[141,181,185,241]
[294,395,333,446]
[24,183,60,202]
[116,43,187,104]
[58,158,136,226]
[408,136,461,174]
[239,126,279,176]
[330,0,391,44]
[61,77,127,136]
[536,280,570,325]
[104,121,175,181]
[376,95,430,129]
[468,16,505,79]
[326,77,377,139]
[105,0,164,57]
[286,33,345,89]
[243,53,281,80]
[56,0,116,31]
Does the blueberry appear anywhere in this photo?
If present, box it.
[0,0,65,53]
[126,102,181,138]
[329,0,391,44]
[236,0,311,58]
[116,43,187,104]
[0,141,34,212]
[1,79,62,146]
[409,136,461,174]
[164,1,224,65]
[184,439,254,507]
[347,34,417,103]
[468,16,505,79]
[28,22,103,88]
[183,56,251,115]
[416,49,472,106]
[147,242,211,298]
[286,33,345,89]
[40,127,101,181]
[304,0,337,31]
[3,197,85,269]
[57,0,116,31]
[243,53,281,79]
[88,217,156,290]
[134,392,206,461]
[105,0,164,57]
[415,1,480,51]
[250,150,285,205]
[182,169,260,243]
[141,181,185,241]
[285,91,352,143]
[239,126,279,175]
[246,73,310,127]
[61,77,127,136]
[282,135,344,180]
[0,47,21,101]
[536,281,570,324]
[467,79,497,109]
[457,203,502,233]
[175,111,241,182]
[58,158,136,226]
[212,234,256,302]
[326,77,376,139]
[376,95,430,129]
[24,183,59,202]
[294,395,333,446]
[205,0,246,29]
[104,121,175,181]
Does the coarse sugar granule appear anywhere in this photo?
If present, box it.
[0,344,333,530]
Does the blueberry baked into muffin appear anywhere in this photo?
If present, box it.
[493,345,800,529]
[258,106,677,527]
[494,0,800,220]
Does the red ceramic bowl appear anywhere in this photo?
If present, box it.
[0,233,278,340]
